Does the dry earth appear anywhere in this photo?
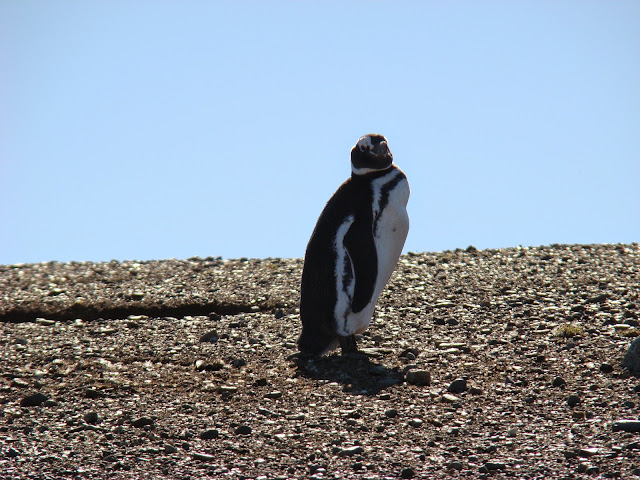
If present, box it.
[1,243,640,480]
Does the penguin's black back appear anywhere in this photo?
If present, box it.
[298,169,390,355]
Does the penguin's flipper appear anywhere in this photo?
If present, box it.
[343,216,378,313]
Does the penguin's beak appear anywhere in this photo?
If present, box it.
[373,141,391,158]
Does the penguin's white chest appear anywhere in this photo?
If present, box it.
[372,174,410,298]
[337,169,410,336]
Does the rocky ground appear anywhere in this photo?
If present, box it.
[1,243,639,480]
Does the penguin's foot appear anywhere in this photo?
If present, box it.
[339,334,358,355]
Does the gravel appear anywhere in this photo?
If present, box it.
[1,243,639,479]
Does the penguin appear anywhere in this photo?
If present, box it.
[298,134,410,355]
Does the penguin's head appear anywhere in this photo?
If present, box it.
[350,134,393,175]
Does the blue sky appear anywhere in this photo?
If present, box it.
[1,1,639,264]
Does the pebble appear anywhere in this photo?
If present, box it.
[164,444,178,454]
[20,392,48,407]
[441,393,460,403]
[195,359,224,371]
[192,452,216,462]
[567,394,581,408]
[623,337,640,373]
[408,418,424,428]
[7,447,20,458]
[230,357,246,367]
[484,461,506,470]
[612,420,640,432]
[235,425,252,435]
[552,377,566,388]
[218,385,238,394]
[400,467,415,478]
[200,429,219,439]
[448,378,468,393]
[337,446,364,457]
[264,391,282,399]
[199,330,219,343]
[131,417,154,428]
[84,411,101,425]
[447,461,464,471]
[578,447,598,457]
[599,363,614,373]
[405,370,431,386]
[385,408,398,418]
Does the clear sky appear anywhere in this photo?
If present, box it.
[1,1,639,264]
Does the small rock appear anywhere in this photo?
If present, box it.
[199,429,219,439]
[85,388,105,399]
[218,385,238,394]
[612,420,640,432]
[275,309,285,319]
[11,378,29,388]
[199,330,219,343]
[208,312,221,321]
[193,452,216,462]
[131,417,154,428]
[448,378,468,394]
[506,428,517,438]
[230,357,246,368]
[6,447,19,458]
[552,377,567,388]
[235,425,252,435]
[623,337,640,373]
[578,447,598,457]
[264,391,282,399]
[405,370,431,386]
[337,446,364,457]
[408,418,424,428]
[400,467,415,478]
[164,444,178,454]
[385,409,398,418]
[195,359,224,371]
[485,461,506,470]
[446,318,459,326]
[447,461,464,471]
[567,394,581,408]
[20,392,48,407]
[441,393,460,403]
[84,411,101,425]
[36,318,56,325]
[599,363,614,373]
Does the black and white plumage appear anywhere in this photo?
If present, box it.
[298,134,410,355]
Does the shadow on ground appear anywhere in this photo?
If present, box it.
[291,350,403,396]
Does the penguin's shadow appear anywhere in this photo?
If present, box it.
[292,350,403,396]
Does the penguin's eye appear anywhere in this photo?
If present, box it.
[359,145,366,152]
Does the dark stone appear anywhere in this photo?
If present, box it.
[612,420,640,432]
[600,363,614,373]
[448,378,468,394]
[567,394,581,408]
[235,425,252,435]
[84,411,101,425]
[199,330,219,343]
[20,392,48,407]
[199,429,219,439]
[552,377,566,388]
[400,467,415,478]
[131,417,154,428]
